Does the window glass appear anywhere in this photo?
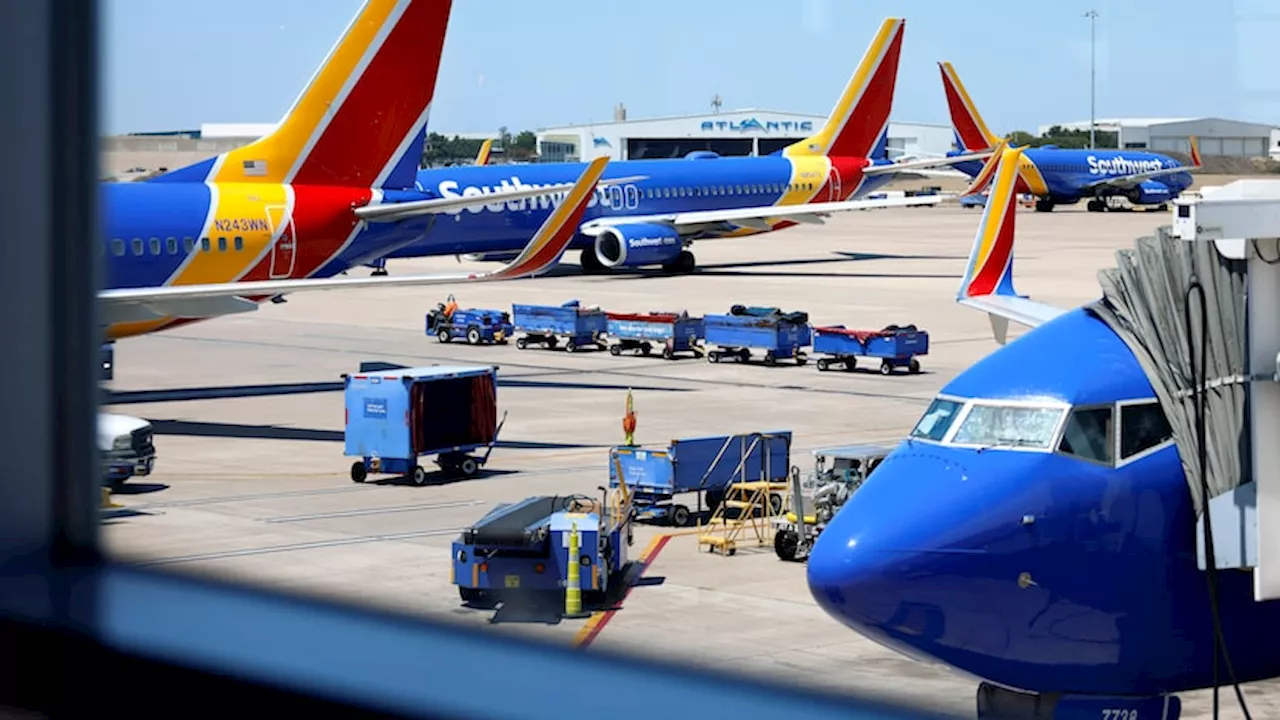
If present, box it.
[131,238,143,255]
[218,237,227,252]
[149,237,161,255]
[1121,402,1173,459]
[1057,406,1114,464]
[910,398,963,442]
[951,404,1064,449]
[111,239,125,256]
[234,236,244,251]
[183,237,195,253]
[166,237,178,254]
[201,237,210,252]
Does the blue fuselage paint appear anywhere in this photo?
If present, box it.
[806,307,1280,696]
[949,148,1193,205]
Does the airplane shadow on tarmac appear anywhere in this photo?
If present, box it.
[570,250,973,281]
[148,419,605,454]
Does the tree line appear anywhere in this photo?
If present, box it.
[421,127,537,166]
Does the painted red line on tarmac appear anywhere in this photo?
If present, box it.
[574,533,672,649]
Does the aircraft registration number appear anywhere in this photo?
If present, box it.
[1101,710,1140,720]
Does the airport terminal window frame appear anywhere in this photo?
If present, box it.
[0,3,945,719]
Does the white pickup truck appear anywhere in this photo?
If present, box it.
[99,412,156,489]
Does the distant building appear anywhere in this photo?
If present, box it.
[1036,117,1279,159]
[535,109,954,163]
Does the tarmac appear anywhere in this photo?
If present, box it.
[101,201,1278,720]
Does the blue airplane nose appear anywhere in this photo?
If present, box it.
[806,447,1007,659]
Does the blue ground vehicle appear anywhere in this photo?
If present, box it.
[605,311,704,359]
[451,487,633,609]
[344,365,505,485]
[512,300,608,352]
[427,295,513,345]
[704,306,811,366]
[609,431,792,527]
[812,324,928,375]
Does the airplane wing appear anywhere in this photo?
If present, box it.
[355,173,647,223]
[956,144,1066,344]
[98,157,611,326]
[577,193,954,236]
[1079,136,1203,192]
[861,149,995,176]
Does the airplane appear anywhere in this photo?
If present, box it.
[366,18,989,276]
[938,61,1202,214]
[475,139,494,166]
[100,0,621,342]
[805,144,1279,718]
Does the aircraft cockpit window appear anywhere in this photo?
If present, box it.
[909,397,963,442]
[1057,406,1114,464]
[1120,401,1174,459]
[951,404,1064,449]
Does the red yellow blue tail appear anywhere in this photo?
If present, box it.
[475,139,494,166]
[783,18,904,160]
[939,61,999,153]
[960,139,1008,198]
[1189,135,1202,168]
[152,0,450,190]
[489,157,609,279]
[961,145,1026,300]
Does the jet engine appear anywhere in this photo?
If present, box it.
[1127,180,1173,206]
[593,223,684,269]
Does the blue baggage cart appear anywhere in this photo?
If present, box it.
[609,431,792,527]
[344,365,506,486]
[704,306,811,366]
[512,299,607,353]
[605,311,705,360]
[426,297,513,345]
[812,324,928,375]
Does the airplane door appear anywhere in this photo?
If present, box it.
[624,184,639,210]
[608,185,624,211]
[827,166,844,202]
[265,205,297,279]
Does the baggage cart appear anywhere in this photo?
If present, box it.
[426,295,513,345]
[812,324,928,375]
[343,365,506,486]
[451,484,633,610]
[704,305,811,366]
[512,300,607,352]
[608,431,792,527]
[605,311,705,360]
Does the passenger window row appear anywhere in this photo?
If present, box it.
[1057,399,1173,466]
[108,235,246,257]
[642,182,815,200]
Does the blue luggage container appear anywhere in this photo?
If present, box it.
[512,299,607,352]
[812,324,928,375]
[344,365,505,485]
[609,431,792,527]
[605,311,705,360]
[704,305,811,366]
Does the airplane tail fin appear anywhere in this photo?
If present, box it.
[960,145,1026,302]
[151,0,451,190]
[939,62,1000,153]
[1188,135,1203,168]
[475,139,494,166]
[782,18,904,161]
[960,138,1008,197]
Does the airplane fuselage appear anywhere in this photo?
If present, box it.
[100,180,434,340]
[380,153,892,260]
[950,147,1193,205]
[807,307,1280,697]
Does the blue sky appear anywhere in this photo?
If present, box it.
[101,0,1277,137]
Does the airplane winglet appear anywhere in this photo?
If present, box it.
[957,144,1065,343]
[475,139,493,166]
[485,156,609,280]
[960,138,1008,197]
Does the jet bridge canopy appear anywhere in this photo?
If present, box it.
[1165,179,1280,602]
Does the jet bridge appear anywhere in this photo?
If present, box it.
[1171,179,1280,602]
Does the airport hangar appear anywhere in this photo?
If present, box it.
[1040,117,1280,160]
[534,107,956,162]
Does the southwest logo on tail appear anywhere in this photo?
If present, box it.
[372,17,964,276]
[101,0,590,342]
[938,61,1201,213]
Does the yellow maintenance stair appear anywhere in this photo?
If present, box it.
[697,479,785,556]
